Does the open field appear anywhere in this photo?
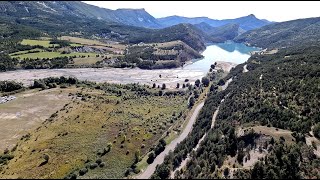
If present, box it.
[21,39,58,48]
[0,88,74,151]
[70,43,83,47]
[59,36,107,46]
[59,36,126,50]
[0,84,189,179]
[9,48,44,56]
[11,51,99,60]
[0,68,206,89]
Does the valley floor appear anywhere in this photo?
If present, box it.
[0,61,235,90]
[0,67,205,89]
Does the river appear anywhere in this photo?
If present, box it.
[0,42,259,88]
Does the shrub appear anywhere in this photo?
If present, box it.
[96,159,102,165]
[201,77,210,87]
[90,163,98,169]
[217,79,225,86]
[99,162,106,168]
[147,152,155,164]
[195,79,201,87]
[79,168,88,176]
[161,83,166,90]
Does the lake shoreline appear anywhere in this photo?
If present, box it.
[0,42,257,89]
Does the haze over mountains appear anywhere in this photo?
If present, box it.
[0,1,272,30]
[1,1,320,180]
[1,1,320,53]
[0,1,274,54]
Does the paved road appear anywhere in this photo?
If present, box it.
[136,101,205,179]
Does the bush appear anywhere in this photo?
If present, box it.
[0,81,24,93]
[195,79,201,87]
[64,173,77,179]
[99,162,106,168]
[96,159,102,165]
[201,77,210,87]
[218,79,225,86]
[189,96,195,108]
[48,83,57,88]
[90,163,98,169]
[125,168,133,177]
[32,80,47,89]
[161,83,166,90]
[79,168,88,176]
[147,152,155,164]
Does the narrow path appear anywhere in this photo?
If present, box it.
[221,78,233,91]
[136,101,205,179]
[243,64,248,73]
[170,77,232,178]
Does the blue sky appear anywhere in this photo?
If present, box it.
[83,1,320,22]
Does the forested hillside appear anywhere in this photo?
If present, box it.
[157,14,272,30]
[152,16,320,179]
[234,17,320,49]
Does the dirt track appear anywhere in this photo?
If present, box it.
[0,67,206,89]
[136,101,205,179]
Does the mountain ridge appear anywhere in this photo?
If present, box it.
[157,14,273,30]
[234,16,320,49]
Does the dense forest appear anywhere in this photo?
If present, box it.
[234,17,320,49]
[152,43,320,179]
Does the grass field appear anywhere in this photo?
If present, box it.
[9,48,44,56]
[0,84,189,179]
[70,43,83,47]
[21,39,58,48]
[11,51,99,60]
[0,88,75,152]
[59,36,107,46]
[60,36,126,50]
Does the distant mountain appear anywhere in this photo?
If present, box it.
[194,22,241,42]
[157,14,273,31]
[0,1,210,58]
[234,17,320,49]
[0,1,162,29]
[129,23,207,51]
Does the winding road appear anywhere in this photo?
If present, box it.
[136,101,205,179]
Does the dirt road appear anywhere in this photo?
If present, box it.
[136,101,205,179]
[170,101,223,178]
[243,64,248,73]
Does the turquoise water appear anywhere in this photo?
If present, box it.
[182,41,260,72]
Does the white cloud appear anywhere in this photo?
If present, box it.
[82,1,320,22]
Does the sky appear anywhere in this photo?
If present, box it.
[82,1,320,22]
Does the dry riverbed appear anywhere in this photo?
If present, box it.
[0,62,235,89]
[0,68,205,89]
